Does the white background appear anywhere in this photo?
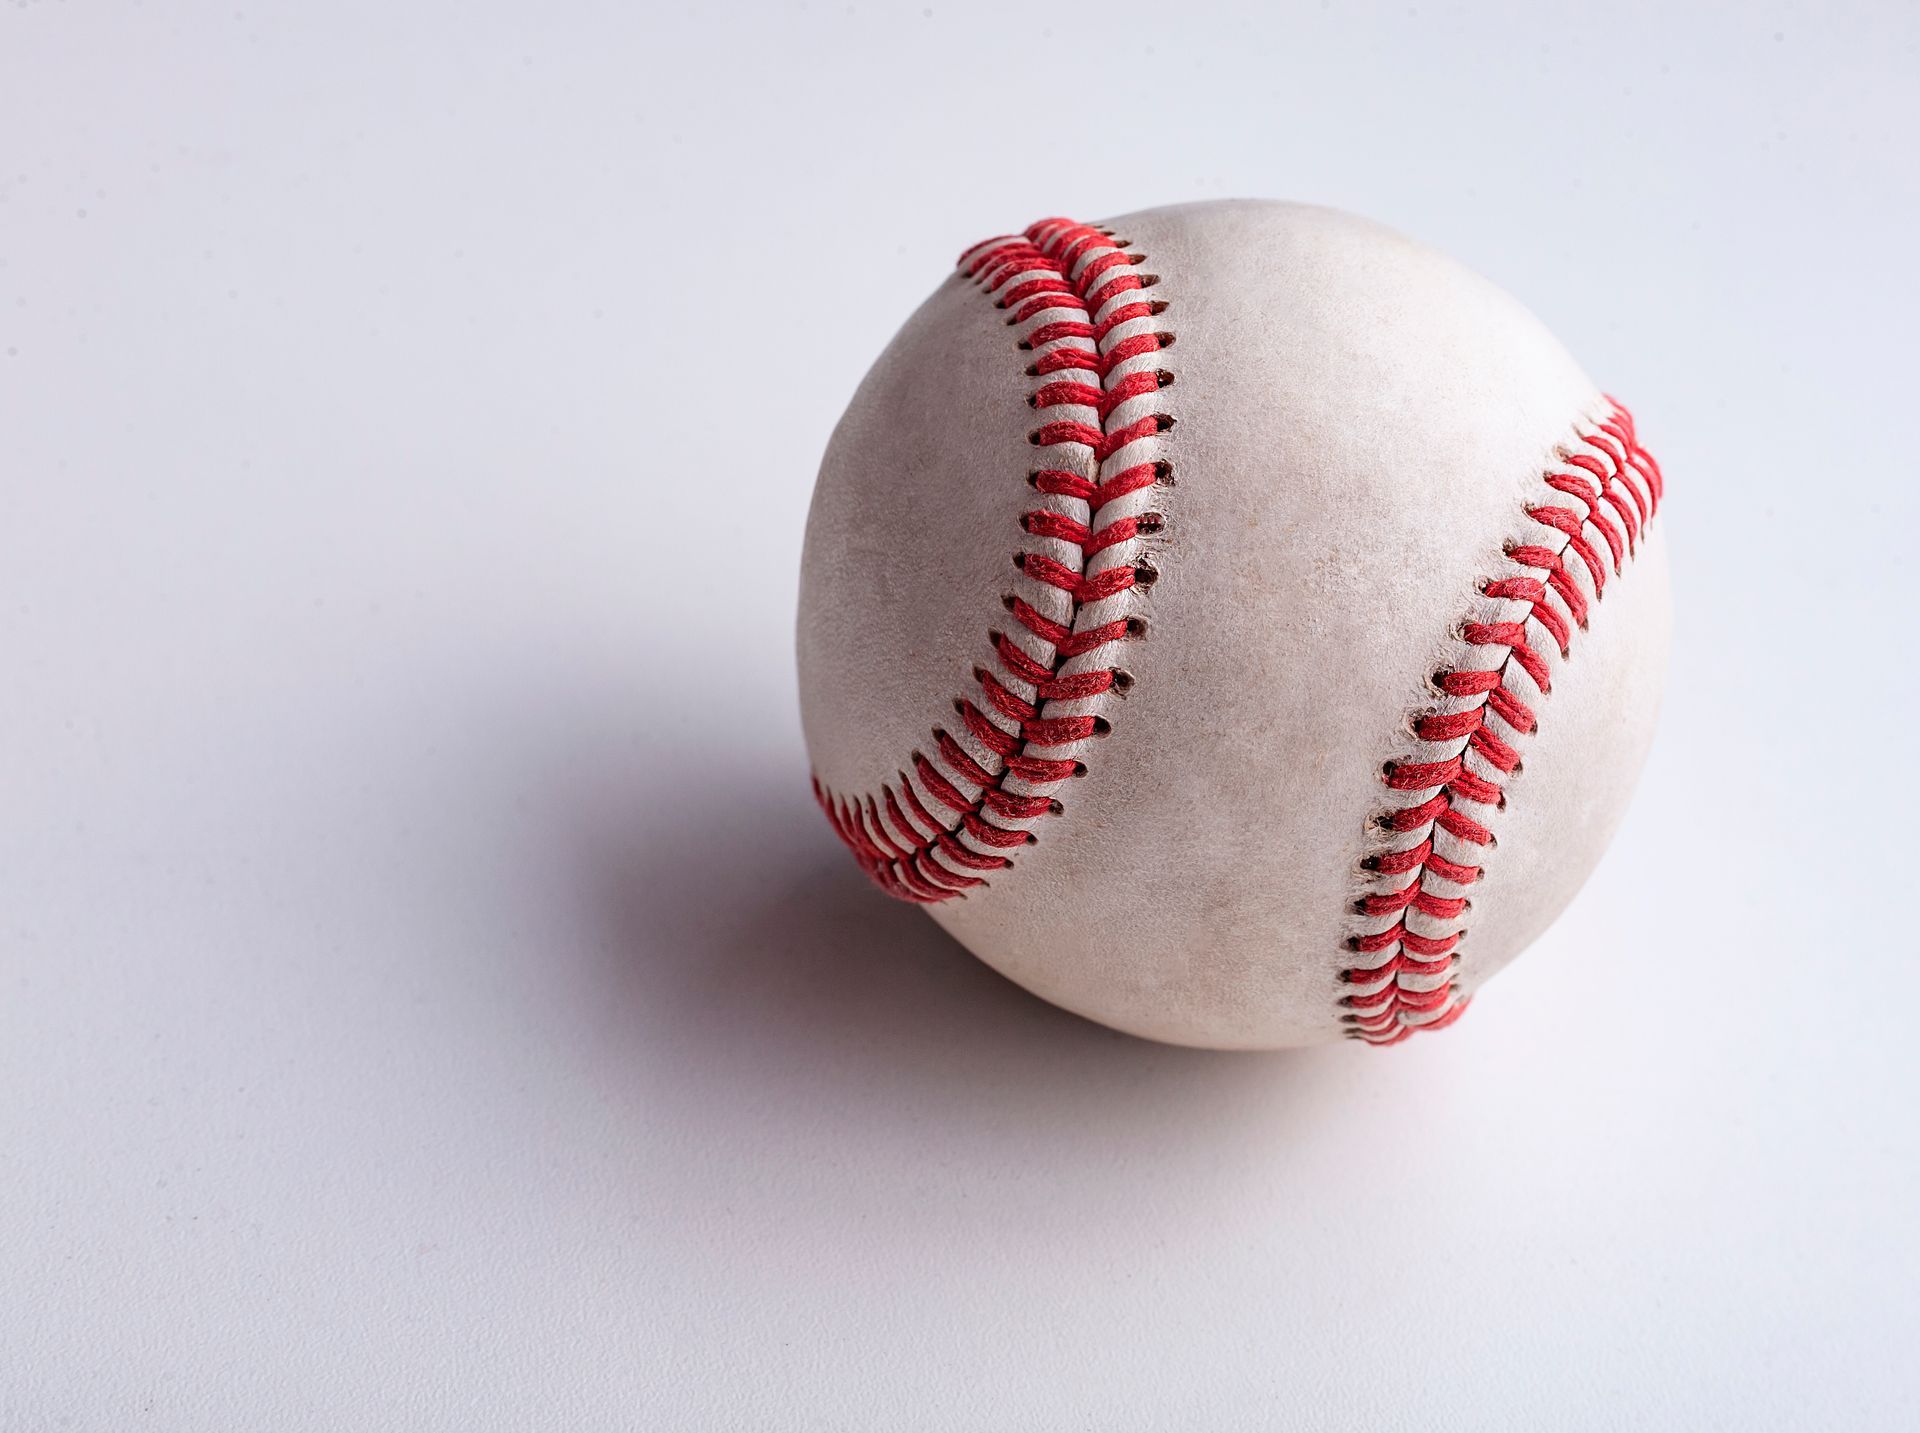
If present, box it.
[4,2,1916,1429]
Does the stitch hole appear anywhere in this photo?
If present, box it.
[1132,562,1159,587]
[1148,300,1169,316]
[1342,937,1362,954]
[1135,512,1166,535]
[1125,616,1149,637]
[1071,762,1088,778]
[1110,669,1135,694]
[1135,274,1160,288]
[1016,339,1033,351]
[1155,331,1176,349]
[1091,716,1112,737]
[1023,832,1038,846]
[1001,594,1018,612]
[1126,252,1148,265]
[1154,369,1174,389]
[1153,414,1177,432]
[1047,799,1065,815]
[1011,552,1026,571]
[1152,459,1174,484]
[1026,470,1040,487]
[1431,668,1453,692]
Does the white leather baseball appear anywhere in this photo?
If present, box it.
[797,200,1670,1050]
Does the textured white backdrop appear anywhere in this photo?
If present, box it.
[3,2,1915,1429]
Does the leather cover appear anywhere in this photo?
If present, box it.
[798,200,1669,1049]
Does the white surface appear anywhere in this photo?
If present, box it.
[2,2,1914,1428]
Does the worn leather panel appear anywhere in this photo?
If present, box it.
[798,200,1669,1049]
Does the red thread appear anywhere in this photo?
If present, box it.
[1341,399,1664,1044]
[819,233,1665,1051]
[815,218,1173,902]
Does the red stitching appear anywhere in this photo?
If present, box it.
[815,218,1175,901]
[1341,399,1664,1044]
[815,229,1665,1047]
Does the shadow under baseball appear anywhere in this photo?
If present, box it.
[552,722,1370,1204]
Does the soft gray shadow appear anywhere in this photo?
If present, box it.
[495,663,1403,1255]
[559,737,1360,1166]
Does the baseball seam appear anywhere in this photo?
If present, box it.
[1340,398,1665,1044]
[814,217,1176,901]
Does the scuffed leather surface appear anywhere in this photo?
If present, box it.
[797,271,1041,797]
[798,200,1669,1048]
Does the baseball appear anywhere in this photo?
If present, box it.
[797,200,1670,1050]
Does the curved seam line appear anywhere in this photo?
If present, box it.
[813,216,1176,902]
[1340,397,1666,1045]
